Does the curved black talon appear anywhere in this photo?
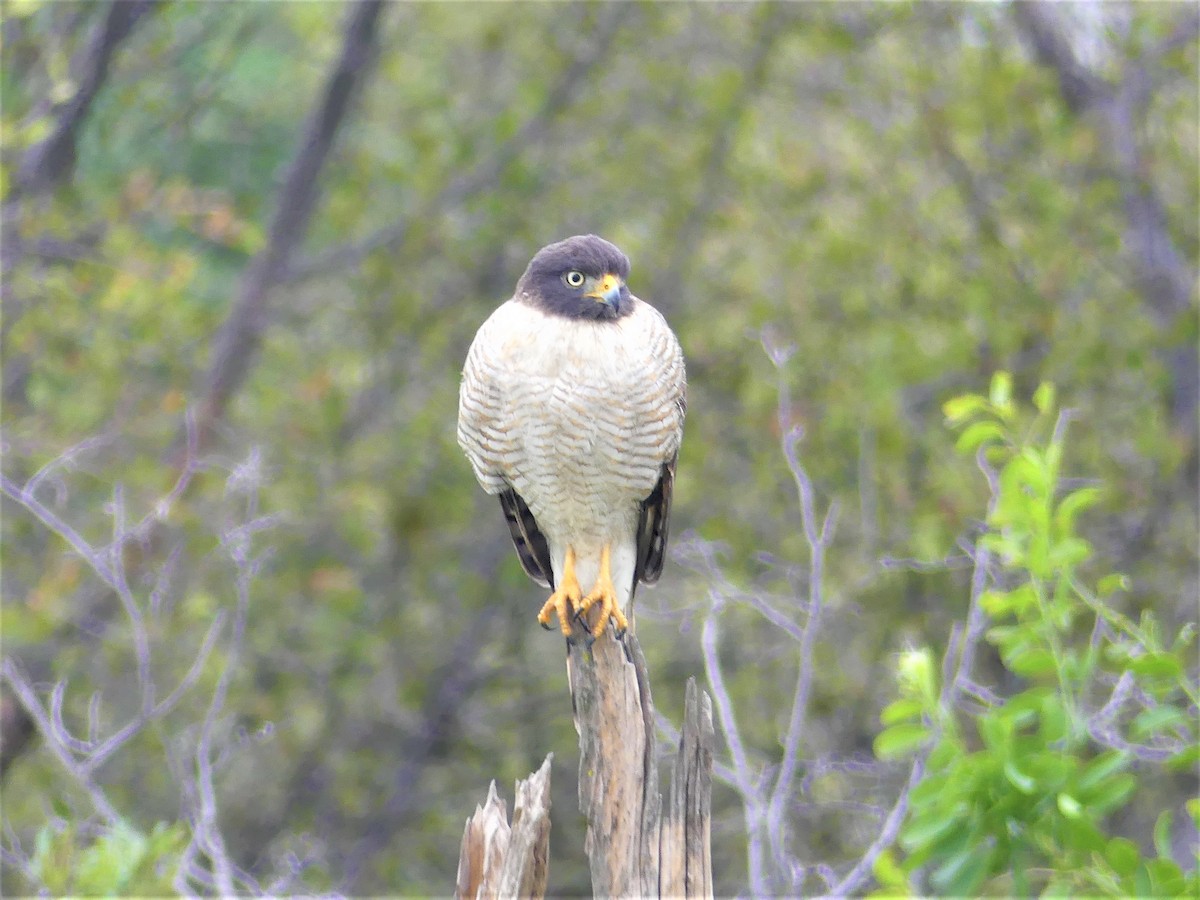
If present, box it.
[540,619,554,631]
[573,609,593,635]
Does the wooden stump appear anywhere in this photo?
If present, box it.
[456,632,713,899]
[568,633,713,899]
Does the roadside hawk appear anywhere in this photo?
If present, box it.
[457,235,686,641]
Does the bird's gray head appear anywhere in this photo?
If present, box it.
[516,234,633,321]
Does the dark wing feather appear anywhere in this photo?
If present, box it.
[634,455,676,588]
[498,488,554,589]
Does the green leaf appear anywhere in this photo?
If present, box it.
[1170,622,1197,654]
[1133,862,1153,896]
[1154,810,1174,859]
[1064,816,1109,855]
[1003,758,1037,794]
[871,847,910,891]
[1048,537,1091,568]
[1054,487,1102,536]
[901,808,967,851]
[1056,792,1083,819]
[926,740,960,770]
[907,770,950,809]
[1144,858,1186,895]
[1003,644,1056,678]
[989,370,1013,410]
[1096,573,1129,596]
[1076,751,1129,793]
[1088,773,1137,815]
[1166,743,1199,772]
[874,723,930,759]
[979,531,1026,564]
[955,420,1006,453]
[1032,381,1056,414]
[1000,584,1041,619]
[1131,705,1188,739]
[32,823,75,894]
[985,624,1022,648]
[930,839,992,895]
[1105,837,1140,877]
[997,696,1039,730]
[943,393,988,424]
[1040,875,1075,897]
[881,698,924,726]
[979,589,1011,617]
[981,584,1042,620]
[76,821,147,893]
[1038,694,1068,743]
[1129,652,1183,679]
[978,711,1011,751]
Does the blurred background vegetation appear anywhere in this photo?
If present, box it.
[1,1,1195,895]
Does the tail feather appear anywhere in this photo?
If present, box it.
[634,457,675,587]
[498,488,554,588]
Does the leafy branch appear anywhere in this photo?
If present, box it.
[873,373,1199,897]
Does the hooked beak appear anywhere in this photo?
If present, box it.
[584,272,623,308]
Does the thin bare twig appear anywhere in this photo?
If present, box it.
[760,337,842,892]
[766,426,838,889]
[828,756,926,897]
[23,435,110,500]
[189,483,261,896]
[3,424,271,895]
[0,659,122,827]
[700,597,768,896]
[81,611,226,776]
[1,473,124,591]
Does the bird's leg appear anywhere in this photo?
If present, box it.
[577,544,628,640]
[537,546,583,637]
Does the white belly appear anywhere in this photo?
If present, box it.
[504,314,663,547]
[458,294,685,606]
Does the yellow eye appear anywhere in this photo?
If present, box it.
[564,270,585,288]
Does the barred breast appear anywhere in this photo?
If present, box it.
[457,296,685,549]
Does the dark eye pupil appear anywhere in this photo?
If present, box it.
[567,272,583,286]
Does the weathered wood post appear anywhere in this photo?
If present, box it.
[569,632,714,898]
[456,632,714,898]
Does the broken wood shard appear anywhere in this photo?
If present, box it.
[659,677,714,898]
[455,754,552,900]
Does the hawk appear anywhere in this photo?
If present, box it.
[457,235,686,642]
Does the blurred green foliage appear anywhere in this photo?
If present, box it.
[874,377,1198,896]
[29,819,185,896]
[2,1,1195,895]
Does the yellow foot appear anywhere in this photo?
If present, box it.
[576,545,629,640]
[537,547,582,637]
